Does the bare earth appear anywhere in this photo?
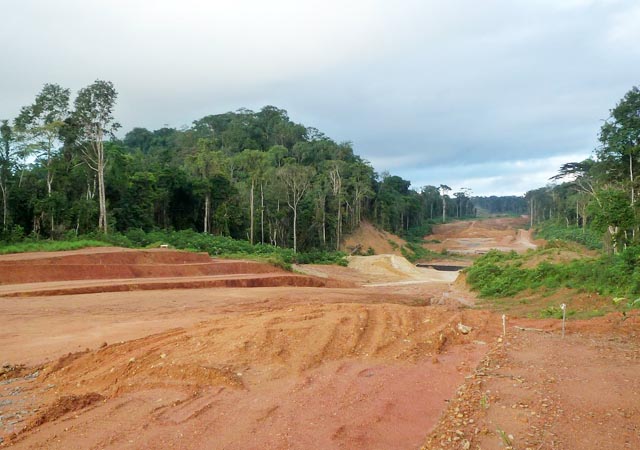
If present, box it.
[1,220,639,449]
[424,218,539,255]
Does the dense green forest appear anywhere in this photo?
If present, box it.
[0,81,485,252]
[472,196,527,216]
[524,85,640,254]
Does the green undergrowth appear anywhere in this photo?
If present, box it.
[400,242,443,263]
[466,245,640,318]
[0,239,111,255]
[400,223,435,244]
[397,222,446,262]
[535,222,602,250]
[0,229,348,269]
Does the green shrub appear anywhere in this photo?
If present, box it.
[535,223,602,250]
[466,245,640,300]
[400,242,440,263]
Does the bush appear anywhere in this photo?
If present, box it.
[401,222,435,243]
[465,245,640,299]
[535,223,602,250]
[400,242,440,263]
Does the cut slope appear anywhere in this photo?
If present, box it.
[342,221,406,256]
[0,248,278,285]
[0,248,351,295]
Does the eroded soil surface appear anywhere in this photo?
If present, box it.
[1,219,639,449]
[424,218,539,255]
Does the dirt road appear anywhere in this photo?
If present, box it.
[1,219,639,449]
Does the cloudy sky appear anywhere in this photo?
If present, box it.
[2,0,639,195]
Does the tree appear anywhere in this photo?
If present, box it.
[277,164,314,253]
[187,139,228,234]
[14,83,70,197]
[349,160,374,228]
[328,160,345,250]
[598,86,640,206]
[73,80,120,233]
[236,149,268,244]
[0,120,18,230]
[14,83,70,233]
[439,184,451,222]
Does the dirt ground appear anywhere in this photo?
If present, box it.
[424,218,539,255]
[1,219,639,449]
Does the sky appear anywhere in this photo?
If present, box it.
[2,0,639,196]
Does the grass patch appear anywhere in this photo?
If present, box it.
[0,240,111,255]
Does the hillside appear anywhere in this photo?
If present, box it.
[341,221,406,256]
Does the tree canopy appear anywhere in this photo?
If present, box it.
[0,83,485,250]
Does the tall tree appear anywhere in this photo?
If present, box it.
[14,83,70,197]
[73,80,119,233]
[0,120,17,230]
[439,184,451,222]
[598,86,640,207]
[236,149,268,244]
[328,160,345,250]
[187,139,228,234]
[14,83,70,233]
[277,164,314,253]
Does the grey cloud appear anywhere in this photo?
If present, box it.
[1,0,638,196]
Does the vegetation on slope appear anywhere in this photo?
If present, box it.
[465,244,640,318]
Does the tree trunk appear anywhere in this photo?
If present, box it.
[204,193,210,234]
[442,197,446,223]
[97,139,107,234]
[322,201,326,246]
[249,179,254,245]
[336,198,341,251]
[630,154,635,206]
[530,198,534,227]
[292,205,298,253]
[0,182,7,231]
[260,183,265,245]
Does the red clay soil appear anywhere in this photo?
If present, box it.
[0,248,282,285]
[1,223,640,449]
[423,318,640,449]
[1,301,499,449]
[0,274,352,298]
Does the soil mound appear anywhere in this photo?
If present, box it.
[348,254,458,284]
[38,305,496,391]
[28,393,104,429]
